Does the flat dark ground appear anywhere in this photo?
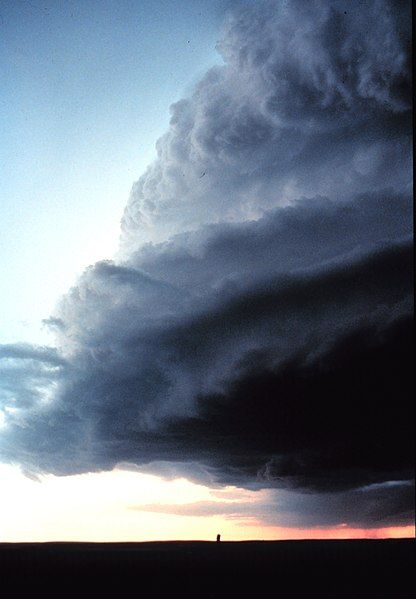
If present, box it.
[1,539,414,597]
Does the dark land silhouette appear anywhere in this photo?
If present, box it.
[1,539,414,597]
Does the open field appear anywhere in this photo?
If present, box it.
[1,539,414,597]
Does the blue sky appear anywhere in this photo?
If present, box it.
[0,0,226,344]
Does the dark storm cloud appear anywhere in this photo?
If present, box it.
[121,0,411,249]
[0,0,412,528]
[0,343,64,365]
[1,205,412,485]
[163,309,413,492]
[129,191,412,292]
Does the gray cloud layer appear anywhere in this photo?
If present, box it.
[0,0,412,529]
[133,480,415,529]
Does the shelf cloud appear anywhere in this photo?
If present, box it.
[0,0,412,529]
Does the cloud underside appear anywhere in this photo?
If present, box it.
[3,226,413,492]
[0,0,413,529]
[134,480,415,529]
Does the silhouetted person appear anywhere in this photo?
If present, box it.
[216,534,221,543]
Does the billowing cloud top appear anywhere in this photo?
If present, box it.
[1,0,413,529]
[121,0,411,248]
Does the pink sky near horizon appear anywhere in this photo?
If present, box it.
[250,525,415,541]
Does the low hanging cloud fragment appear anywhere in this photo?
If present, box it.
[133,480,414,529]
[0,0,413,529]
